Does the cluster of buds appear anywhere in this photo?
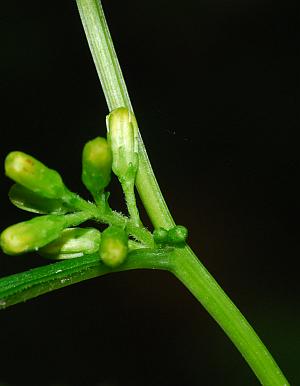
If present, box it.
[1,151,95,256]
[1,107,188,270]
[153,225,188,247]
[0,136,129,267]
[0,106,143,267]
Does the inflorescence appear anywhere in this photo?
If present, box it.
[0,108,188,268]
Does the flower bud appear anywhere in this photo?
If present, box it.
[167,225,188,246]
[0,215,66,255]
[5,151,67,199]
[99,225,128,268]
[153,227,168,244]
[9,184,68,215]
[106,107,138,182]
[82,137,112,196]
[39,227,101,259]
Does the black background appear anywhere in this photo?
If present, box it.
[0,1,299,385]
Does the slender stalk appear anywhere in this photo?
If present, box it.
[121,180,141,227]
[64,211,93,227]
[75,1,289,385]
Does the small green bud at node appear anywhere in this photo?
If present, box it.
[9,184,68,215]
[0,215,66,255]
[5,151,67,199]
[106,107,138,182]
[153,227,168,244]
[99,226,128,268]
[167,225,188,246]
[39,227,101,259]
[82,137,112,196]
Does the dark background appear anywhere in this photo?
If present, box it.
[0,1,299,385]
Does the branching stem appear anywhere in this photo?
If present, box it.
[75,1,290,385]
[0,2,289,386]
[62,194,153,247]
[0,248,174,309]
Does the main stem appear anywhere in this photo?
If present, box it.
[76,0,174,229]
[76,1,289,385]
[172,247,288,386]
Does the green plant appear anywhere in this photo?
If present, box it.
[0,1,290,385]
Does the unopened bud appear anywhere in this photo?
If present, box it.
[82,137,112,196]
[9,184,68,214]
[5,151,67,199]
[0,215,66,255]
[167,225,188,246]
[153,227,168,244]
[99,225,128,268]
[106,107,138,182]
[39,227,101,259]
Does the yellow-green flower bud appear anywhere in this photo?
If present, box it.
[0,215,66,255]
[9,184,68,215]
[106,107,139,182]
[99,226,128,268]
[82,137,112,196]
[39,227,101,259]
[5,151,67,199]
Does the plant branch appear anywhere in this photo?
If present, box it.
[0,248,174,309]
[63,196,153,246]
[75,1,290,385]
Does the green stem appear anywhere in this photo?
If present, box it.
[76,0,174,229]
[0,248,174,309]
[94,207,153,247]
[61,193,153,246]
[64,211,93,227]
[172,247,288,386]
[75,1,289,385]
[121,180,140,227]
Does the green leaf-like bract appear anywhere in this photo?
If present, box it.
[9,184,69,214]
